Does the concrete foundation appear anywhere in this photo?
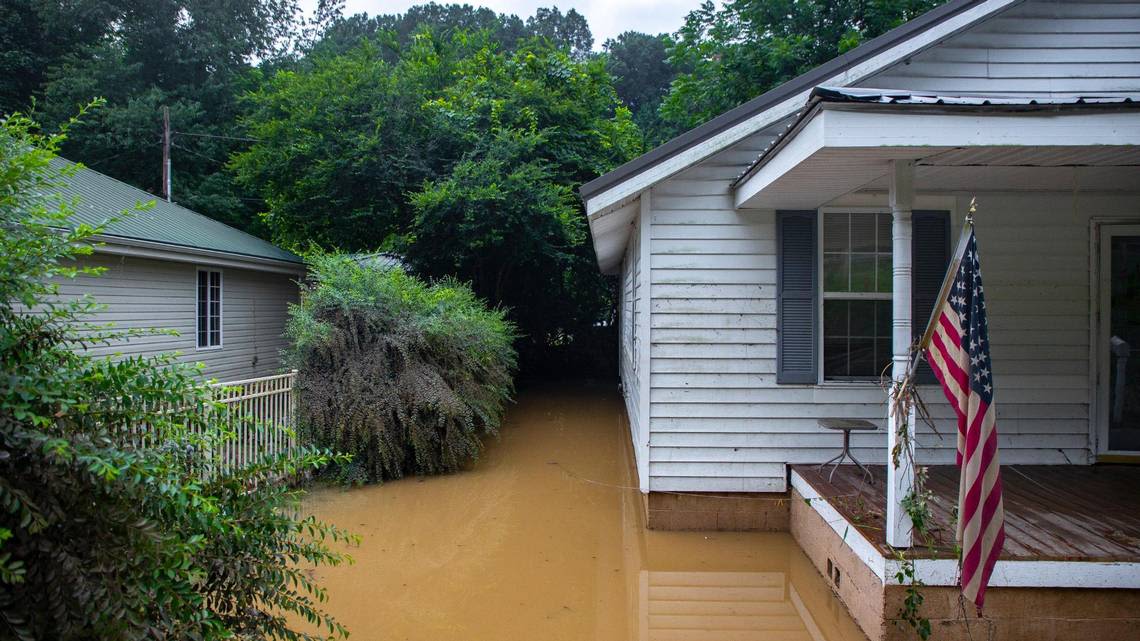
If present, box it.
[790,487,1140,641]
[645,491,791,531]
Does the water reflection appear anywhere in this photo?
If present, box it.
[298,382,864,641]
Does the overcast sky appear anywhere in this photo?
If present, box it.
[303,0,704,47]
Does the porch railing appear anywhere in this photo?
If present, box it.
[210,370,298,474]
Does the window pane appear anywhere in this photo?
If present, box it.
[851,215,876,252]
[198,330,207,347]
[824,213,848,252]
[848,338,876,376]
[850,254,876,292]
[876,338,892,376]
[876,300,892,338]
[824,299,848,336]
[824,254,849,292]
[824,338,847,378]
[877,213,892,252]
[877,253,893,293]
[210,271,220,288]
[850,300,877,337]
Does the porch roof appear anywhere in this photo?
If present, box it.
[734,88,1140,210]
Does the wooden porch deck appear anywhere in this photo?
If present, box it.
[791,464,1140,562]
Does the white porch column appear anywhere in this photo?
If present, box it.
[886,159,916,549]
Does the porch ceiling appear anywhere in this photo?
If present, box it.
[734,104,1140,210]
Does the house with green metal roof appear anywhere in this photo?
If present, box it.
[53,157,304,382]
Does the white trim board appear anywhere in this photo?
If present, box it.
[790,469,1140,589]
[735,108,1140,210]
[585,0,1021,218]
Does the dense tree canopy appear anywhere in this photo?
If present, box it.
[661,0,945,129]
[1,0,951,369]
[604,30,679,146]
[234,34,640,363]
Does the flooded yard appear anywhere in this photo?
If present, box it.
[298,381,866,641]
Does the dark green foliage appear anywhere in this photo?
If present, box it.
[0,111,354,640]
[309,4,530,61]
[604,31,683,146]
[285,254,517,484]
[525,7,593,59]
[7,0,339,232]
[661,0,947,130]
[236,34,640,370]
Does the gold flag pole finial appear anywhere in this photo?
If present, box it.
[966,197,977,227]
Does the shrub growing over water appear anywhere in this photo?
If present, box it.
[285,254,517,483]
[0,111,355,639]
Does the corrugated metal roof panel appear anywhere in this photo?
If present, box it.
[810,86,1140,105]
[52,157,302,264]
[732,88,1140,186]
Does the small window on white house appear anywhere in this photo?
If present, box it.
[196,269,222,348]
[822,212,892,380]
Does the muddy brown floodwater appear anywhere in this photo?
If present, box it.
[296,381,866,641]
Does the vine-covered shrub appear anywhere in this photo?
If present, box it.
[285,254,517,483]
[0,110,355,640]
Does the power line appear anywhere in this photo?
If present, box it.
[172,130,261,143]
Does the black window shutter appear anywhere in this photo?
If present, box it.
[777,211,818,384]
[912,211,951,385]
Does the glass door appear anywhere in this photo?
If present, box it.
[1099,225,1140,454]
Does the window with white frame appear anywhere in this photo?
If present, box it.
[822,212,892,380]
[196,269,222,348]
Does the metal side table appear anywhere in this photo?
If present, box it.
[817,418,876,483]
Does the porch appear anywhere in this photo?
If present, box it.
[788,464,1140,640]
[792,464,1140,565]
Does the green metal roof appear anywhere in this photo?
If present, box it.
[53,157,302,265]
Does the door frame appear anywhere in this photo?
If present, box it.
[1093,222,1140,457]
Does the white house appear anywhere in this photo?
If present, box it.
[54,158,304,382]
[585,1,1140,638]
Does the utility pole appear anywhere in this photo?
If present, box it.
[162,106,172,202]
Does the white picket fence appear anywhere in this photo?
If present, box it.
[210,370,298,474]
[124,370,299,476]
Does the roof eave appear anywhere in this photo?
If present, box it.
[91,234,307,275]
[578,0,1009,205]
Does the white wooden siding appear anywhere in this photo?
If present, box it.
[868,0,1140,95]
[645,167,1140,491]
[54,252,299,382]
[619,210,645,485]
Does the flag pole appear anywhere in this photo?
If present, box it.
[906,198,978,380]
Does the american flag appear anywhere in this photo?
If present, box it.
[923,229,1005,611]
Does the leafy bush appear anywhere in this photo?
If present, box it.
[0,110,355,641]
[285,253,517,484]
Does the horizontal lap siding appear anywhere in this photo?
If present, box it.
[646,184,1137,492]
[868,0,1140,95]
[54,253,298,382]
[620,227,642,442]
[649,175,785,492]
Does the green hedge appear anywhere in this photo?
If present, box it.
[286,254,517,483]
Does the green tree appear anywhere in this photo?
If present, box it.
[309,3,529,61]
[232,34,468,250]
[25,0,338,231]
[604,31,680,146]
[0,0,118,115]
[234,34,640,367]
[0,110,354,641]
[661,0,946,130]
[525,6,594,59]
